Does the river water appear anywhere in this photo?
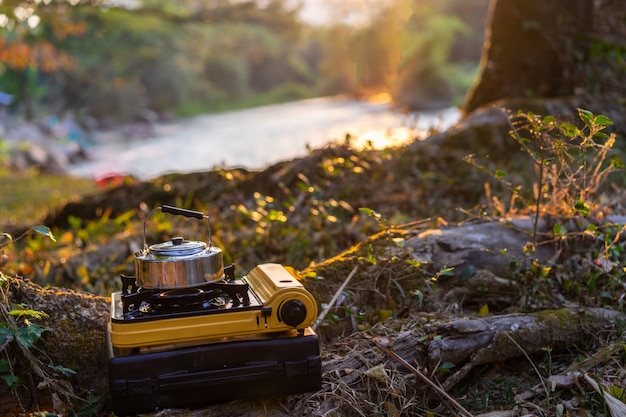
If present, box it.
[68,97,459,180]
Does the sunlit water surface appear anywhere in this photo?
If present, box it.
[69,97,459,181]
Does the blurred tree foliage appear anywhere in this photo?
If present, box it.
[0,0,487,126]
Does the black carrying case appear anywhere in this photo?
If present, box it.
[109,329,322,416]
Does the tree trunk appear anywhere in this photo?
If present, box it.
[464,0,593,114]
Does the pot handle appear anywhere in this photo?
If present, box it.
[161,204,204,219]
[142,205,211,250]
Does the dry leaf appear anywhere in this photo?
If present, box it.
[548,373,579,388]
[478,303,489,317]
[584,373,626,417]
[364,364,388,381]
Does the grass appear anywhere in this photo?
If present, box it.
[0,167,98,231]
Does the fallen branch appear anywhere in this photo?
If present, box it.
[312,265,358,331]
[427,307,626,391]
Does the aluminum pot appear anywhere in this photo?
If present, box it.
[134,205,224,289]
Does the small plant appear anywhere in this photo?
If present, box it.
[466,108,620,243]
[1,227,77,412]
[465,109,626,312]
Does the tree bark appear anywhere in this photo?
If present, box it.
[464,0,593,114]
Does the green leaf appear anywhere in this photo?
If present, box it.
[359,207,374,216]
[32,225,56,242]
[15,323,44,348]
[437,361,455,373]
[542,115,555,124]
[574,200,591,216]
[438,267,455,277]
[578,108,594,128]
[327,313,340,323]
[495,169,506,179]
[593,114,613,126]
[406,259,423,268]
[560,122,581,139]
[48,363,76,376]
[611,157,624,169]
[0,327,14,347]
[0,358,11,373]
[553,223,566,238]
[8,304,49,320]
[0,374,22,389]
[359,207,381,220]
[339,305,353,315]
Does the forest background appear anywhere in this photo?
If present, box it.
[0,0,486,126]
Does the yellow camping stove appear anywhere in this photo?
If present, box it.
[107,205,321,416]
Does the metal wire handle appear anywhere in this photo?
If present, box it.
[142,205,211,251]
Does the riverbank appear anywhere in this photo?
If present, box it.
[1,97,459,181]
[68,98,459,180]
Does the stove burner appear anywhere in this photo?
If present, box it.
[152,287,220,304]
[120,268,252,320]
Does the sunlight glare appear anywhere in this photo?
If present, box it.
[367,92,392,104]
[27,15,40,29]
[0,14,8,27]
[14,6,33,22]
[349,127,415,150]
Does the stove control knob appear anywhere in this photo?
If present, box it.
[279,300,307,327]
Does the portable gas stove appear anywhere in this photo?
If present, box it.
[107,205,321,416]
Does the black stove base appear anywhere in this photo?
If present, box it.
[108,328,322,416]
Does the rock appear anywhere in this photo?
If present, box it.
[1,274,110,412]
[9,140,70,174]
[405,216,556,277]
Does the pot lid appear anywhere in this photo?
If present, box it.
[148,236,207,257]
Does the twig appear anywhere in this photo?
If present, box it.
[503,332,549,400]
[373,340,475,417]
[312,265,358,331]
